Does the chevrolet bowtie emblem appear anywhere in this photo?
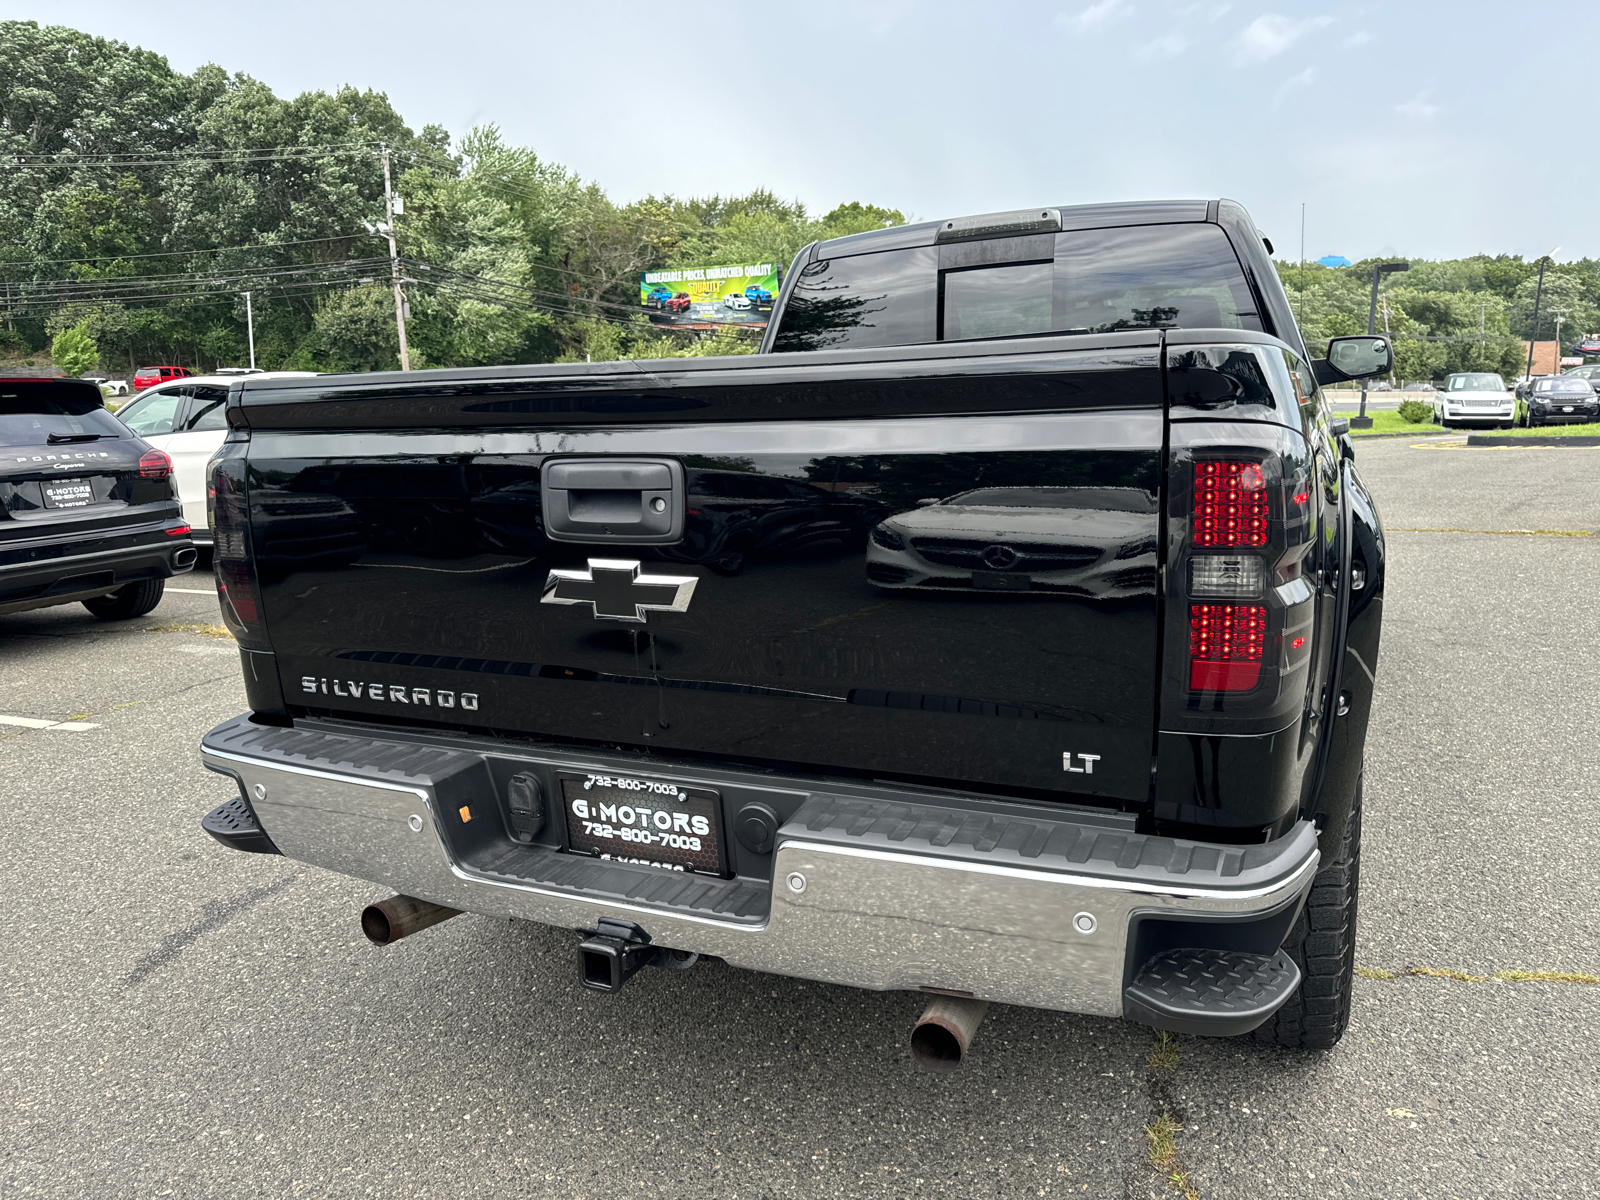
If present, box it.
[541,558,698,624]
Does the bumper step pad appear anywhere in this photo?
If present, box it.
[1123,947,1300,1037]
[201,797,281,856]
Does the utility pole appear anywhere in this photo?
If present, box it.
[244,291,256,370]
[1297,202,1305,327]
[1355,261,1408,427]
[1552,309,1568,368]
[1522,247,1559,383]
[381,144,411,371]
[1380,298,1396,385]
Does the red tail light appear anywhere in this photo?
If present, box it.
[165,524,192,536]
[1189,603,1266,692]
[1192,461,1268,547]
[217,560,260,624]
[139,449,173,479]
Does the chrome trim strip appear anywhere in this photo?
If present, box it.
[203,746,431,802]
[776,837,1320,903]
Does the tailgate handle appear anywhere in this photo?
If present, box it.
[541,457,685,545]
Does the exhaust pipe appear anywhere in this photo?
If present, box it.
[361,894,462,945]
[911,995,990,1072]
[172,546,198,569]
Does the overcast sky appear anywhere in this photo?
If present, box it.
[13,0,1597,260]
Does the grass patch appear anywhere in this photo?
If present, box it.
[146,621,233,639]
[1471,423,1600,438]
[1336,409,1445,436]
[1389,526,1593,537]
[1493,969,1599,985]
[1396,965,1599,985]
[1145,1113,1182,1164]
[1144,1114,1200,1199]
[1147,1029,1180,1070]
[1355,966,1398,980]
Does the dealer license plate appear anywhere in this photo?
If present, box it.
[42,478,96,508]
[560,772,725,876]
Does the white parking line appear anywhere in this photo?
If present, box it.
[0,714,100,731]
[167,587,216,594]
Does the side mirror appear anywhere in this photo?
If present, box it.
[1329,417,1350,437]
[1313,336,1395,384]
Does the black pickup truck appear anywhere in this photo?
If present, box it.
[198,200,1388,1062]
[2,377,196,620]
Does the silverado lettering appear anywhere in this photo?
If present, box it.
[298,677,478,709]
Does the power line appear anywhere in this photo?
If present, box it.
[0,232,384,268]
[5,144,385,170]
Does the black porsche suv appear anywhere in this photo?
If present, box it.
[1,377,196,620]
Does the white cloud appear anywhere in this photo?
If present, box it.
[1179,1,1232,20]
[1135,33,1188,60]
[1342,29,1373,48]
[1395,93,1438,121]
[1238,13,1334,62]
[1058,0,1130,31]
[1271,66,1317,105]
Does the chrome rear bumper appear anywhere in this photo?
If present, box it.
[201,715,1318,1019]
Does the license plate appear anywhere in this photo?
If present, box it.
[972,570,1032,591]
[42,479,96,508]
[560,772,725,876]
[1563,406,1574,413]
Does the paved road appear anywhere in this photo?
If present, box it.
[3,440,1597,1199]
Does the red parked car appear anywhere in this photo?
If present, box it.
[664,292,692,313]
[132,365,193,393]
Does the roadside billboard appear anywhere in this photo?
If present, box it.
[640,262,779,326]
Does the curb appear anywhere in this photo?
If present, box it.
[1466,435,1600,448]
[1351,429,1460,440]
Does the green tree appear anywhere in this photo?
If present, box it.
[50,320,97,375]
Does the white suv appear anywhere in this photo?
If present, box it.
[113,372,316,543]
[1432,372,1515,429]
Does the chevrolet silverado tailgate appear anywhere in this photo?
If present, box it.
[235,334,1164,805]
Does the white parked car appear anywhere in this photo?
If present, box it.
[82,375,129,396]
[113,372,316,543]
[1431,372,1515,429]
[722,293,752,310]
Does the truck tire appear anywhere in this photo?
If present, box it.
[82,579,165,621]
[1251,782,1361,1050]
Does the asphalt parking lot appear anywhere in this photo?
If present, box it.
[3,434,1596,1199]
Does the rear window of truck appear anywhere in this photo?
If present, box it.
[772,223,1263,352]
[0,383,125,448]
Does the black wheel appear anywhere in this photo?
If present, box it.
[1251,782,1361,1050]
[82,579,165,620]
